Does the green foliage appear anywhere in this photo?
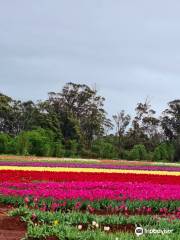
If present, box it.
[91,139,118,159]
[128,147,139,160]
[0,86,180,162]
[122,150,130,160]
[0,133,16,154]
[145,151,154,161]
[27,128,54,156]
[65,139,79,157]
[47,82,110,148]
[1,195,180,215]
[16,132,29,155]
[16,128,56,156]
[153,147,161,161]
[0,133,10,153]
[161,100,180,140]
[80,148,97,159]
[8,202,180,240]
[53,142,65,157]
[173,138,180,162]
[6,137,17,154]
[128,144,147,160]
[153,143,174,162]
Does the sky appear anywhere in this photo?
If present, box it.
[0,0,180,118]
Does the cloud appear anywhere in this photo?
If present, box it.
[0,0,180,117]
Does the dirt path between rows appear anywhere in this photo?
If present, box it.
[0,204,27,240]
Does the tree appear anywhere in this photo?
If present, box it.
[161,100,180,140]
[46,82,112,147]
[161,100,180,162]
[113,110,130,156]
[0,93,14,135]
[0,93,28,136]
[127,99,160,149]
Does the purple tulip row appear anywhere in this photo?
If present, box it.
[0,161,180,172]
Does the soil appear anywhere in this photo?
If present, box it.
[75,223,135,233]
[0,204,27,240]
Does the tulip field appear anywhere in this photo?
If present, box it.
[0,157,180,239]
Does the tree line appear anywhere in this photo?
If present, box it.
[0,82,179,161]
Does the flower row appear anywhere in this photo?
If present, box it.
[0,161,180,172]
[0,165,180,176]
[1,181,180,200]
[0,170,180,184]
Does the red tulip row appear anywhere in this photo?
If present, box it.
[0,170,180,184]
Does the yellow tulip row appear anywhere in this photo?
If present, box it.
[0,166,180,176]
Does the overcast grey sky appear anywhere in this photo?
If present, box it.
[0,0,180,117]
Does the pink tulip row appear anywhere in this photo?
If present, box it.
[1,181,180,201]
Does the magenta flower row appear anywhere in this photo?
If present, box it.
[1,181,180,201]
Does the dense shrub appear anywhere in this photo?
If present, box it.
[128,144,147,160]
[153,143,174,162]
[122,150,130,160]
[16,128,55,156]
[52,142,65,157]
[91,139,118,159]
[0,133,11,154]
[80,148,98,159]
[0,127,178,162]
[0,133,17,155]
[65,139,79,157]
[173,139,180,162]
[145,151,153,161]
[16,132,29,155]
[128,147,139,160]
[153,147,161,161]
[27,128,54,156]
[6,138,17,154]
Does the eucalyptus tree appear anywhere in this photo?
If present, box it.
[113,110,131,156]
[46,82,111,147]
